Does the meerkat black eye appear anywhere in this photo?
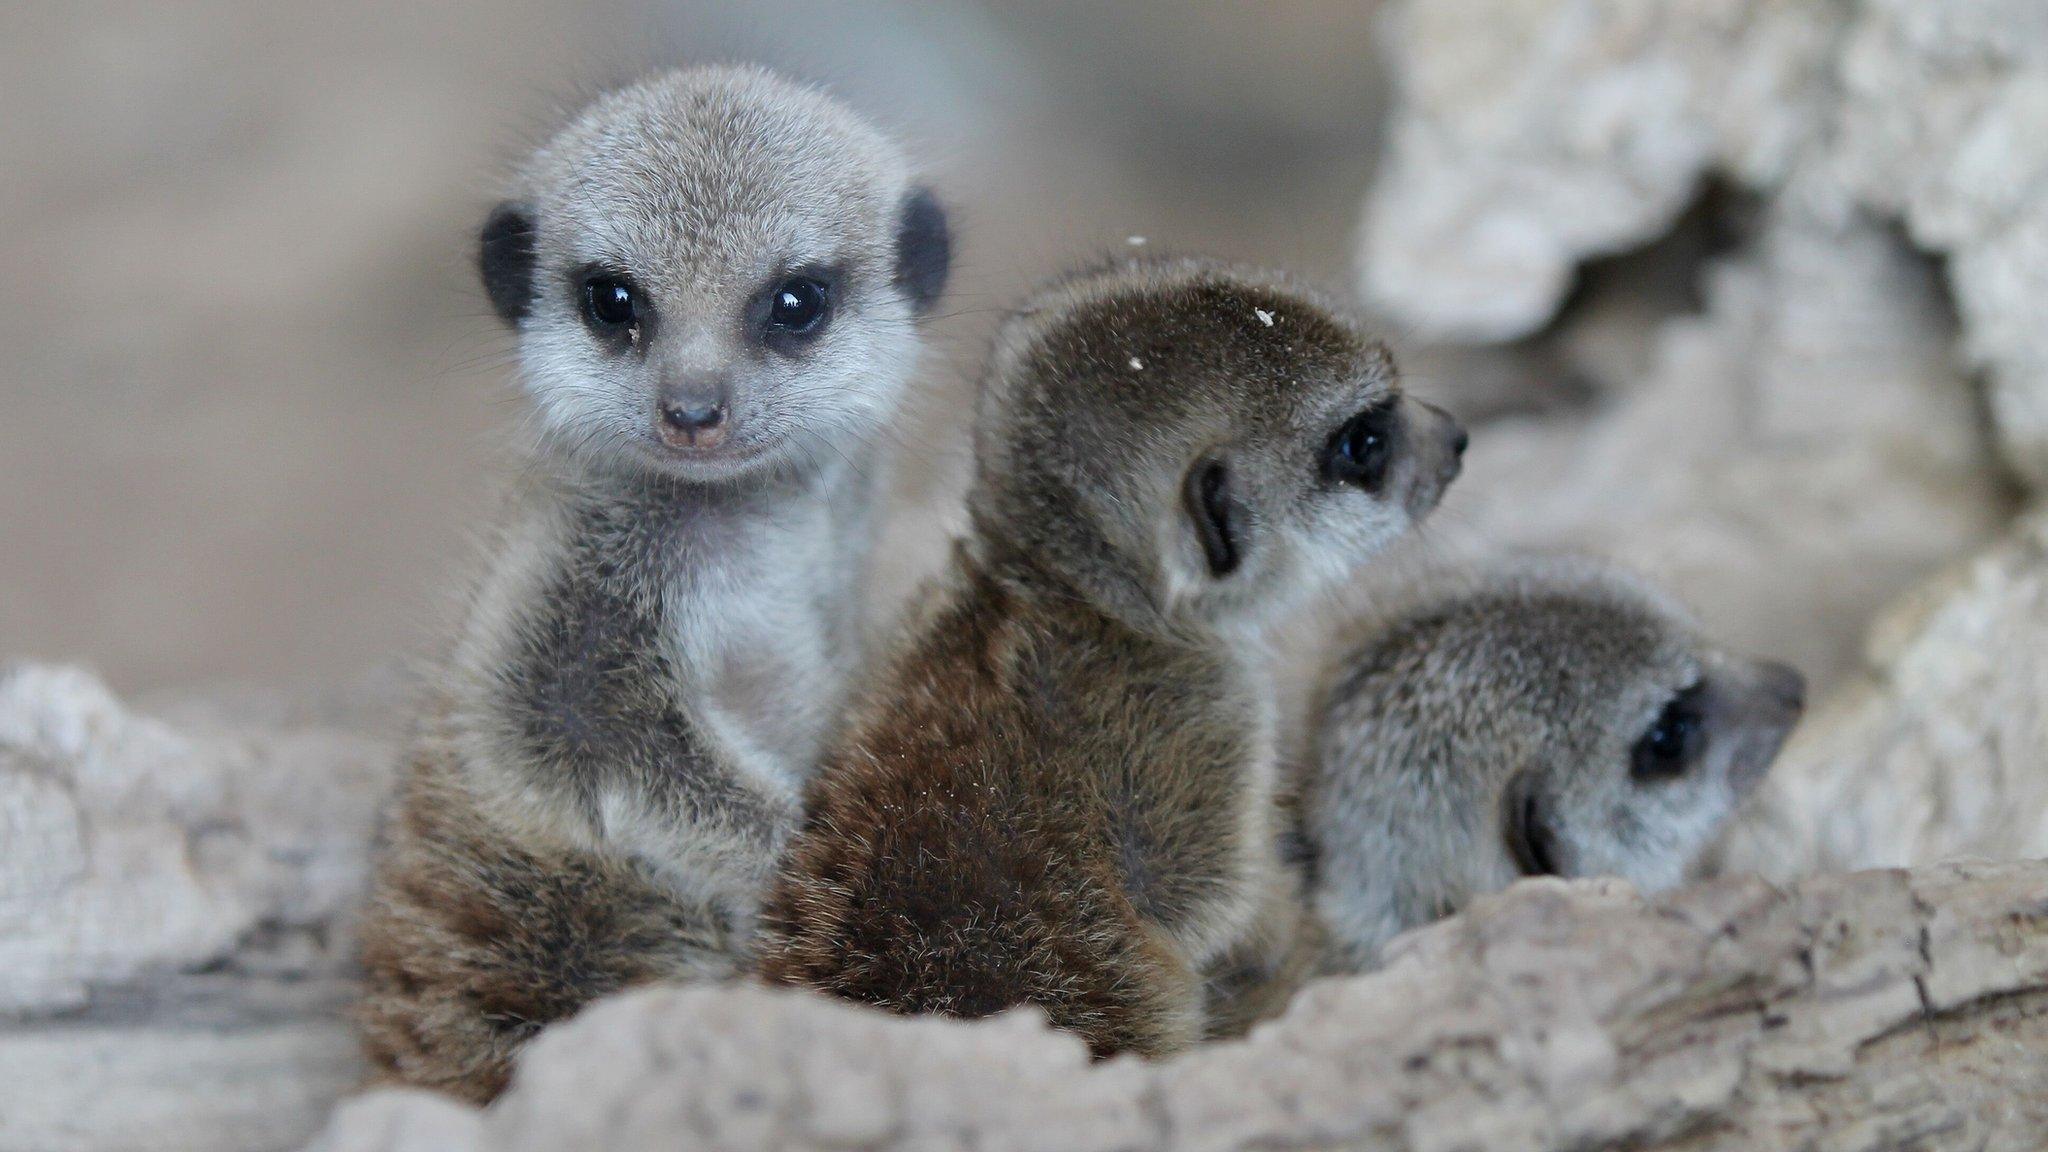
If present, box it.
[1324,404,1400,490]
[582,275,641,331]
[767,276,830,335]
[1632,685,1709,782]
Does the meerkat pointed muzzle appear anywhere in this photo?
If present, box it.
[1721,657,1807,792]
[1401,399,1467,519]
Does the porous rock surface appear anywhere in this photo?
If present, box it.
[1430,197,2009,687]
[1720,509,2048,879]
[308,860,2048,1152]
[0,663,391,1152]
[1363,0,2048,488]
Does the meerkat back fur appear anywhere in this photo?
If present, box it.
[356,65,951,1103]
[758,258,1466,1056]
[1305,557,1807,973]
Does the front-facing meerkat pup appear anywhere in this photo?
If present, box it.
[355,66,950,1103]
[759,258,1467,1057]
[1304,559,1806,973]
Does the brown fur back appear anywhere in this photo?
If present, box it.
[758,548,1264,1056]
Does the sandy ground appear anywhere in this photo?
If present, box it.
[0,0,1390,695]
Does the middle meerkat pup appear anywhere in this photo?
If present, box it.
[760,258,1467,1056]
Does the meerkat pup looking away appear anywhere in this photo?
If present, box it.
[1304,558,1806,973]
[355,66,950,1103]
[759,258,1467,1057]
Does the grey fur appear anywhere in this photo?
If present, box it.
[357,66,946,1102]
[1306,557,1805,971]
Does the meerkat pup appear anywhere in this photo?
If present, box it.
[355,66,951,1103]
[1303,557,1806,973]
[758,258,1467,1057]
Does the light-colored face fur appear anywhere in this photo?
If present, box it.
[1307,560,1806,967]
[486,66,945,484]
[971,259,1466,638]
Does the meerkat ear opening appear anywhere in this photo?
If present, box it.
[478,200,537,328]
[1182,458,1244,578]
[1501,769,1560,877]
[893,186,951,316]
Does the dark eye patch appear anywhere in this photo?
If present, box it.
[1323,403,1399,491]
[752,265,842,354]
[570,263,649,351]
[1631,683,1710,782]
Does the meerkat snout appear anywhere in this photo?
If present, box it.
[1383,398,1466,520]
[1304,557,1806,969]
[656,376,731,450]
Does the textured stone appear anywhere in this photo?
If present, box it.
[1422,201,2008,686]
[1830,0,2048,486]
[1359,0,1842,342]
[306,860,2048,1152]
[1364,0,2048,487]
[0,663,389,1013]
[1719,509,2048,878]
[0,663,391,1152]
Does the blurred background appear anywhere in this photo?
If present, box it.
[0,0,1397,696]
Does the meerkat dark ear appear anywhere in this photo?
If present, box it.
[1183,458,1245,578]
[478,200,537,327]
[1501,769,1561,877]
[893,185,951,316]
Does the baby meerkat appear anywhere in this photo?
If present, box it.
[758,258,1467,1057]
[1305,557,1806,972]
[355,66,950,1103]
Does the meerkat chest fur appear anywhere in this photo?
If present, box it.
[451,463,873,901]
[658,469,874,777]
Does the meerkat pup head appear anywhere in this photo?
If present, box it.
[970,258,1466,635]
[478,66,950,482]
[1307,558,1806,967]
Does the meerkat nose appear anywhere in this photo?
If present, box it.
[658,396,729,449]
[1435,412,1468,487]
[1757,660,1807,715]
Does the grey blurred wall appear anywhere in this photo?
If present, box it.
[0,0,1385,693]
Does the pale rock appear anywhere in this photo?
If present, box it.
[0,663,393,1152]
[1360,0,1840,342]
[1365,0,2048,488]
[1719,508,2048,878]
[304,861,2048,1152]
[1427,202,2008,685]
